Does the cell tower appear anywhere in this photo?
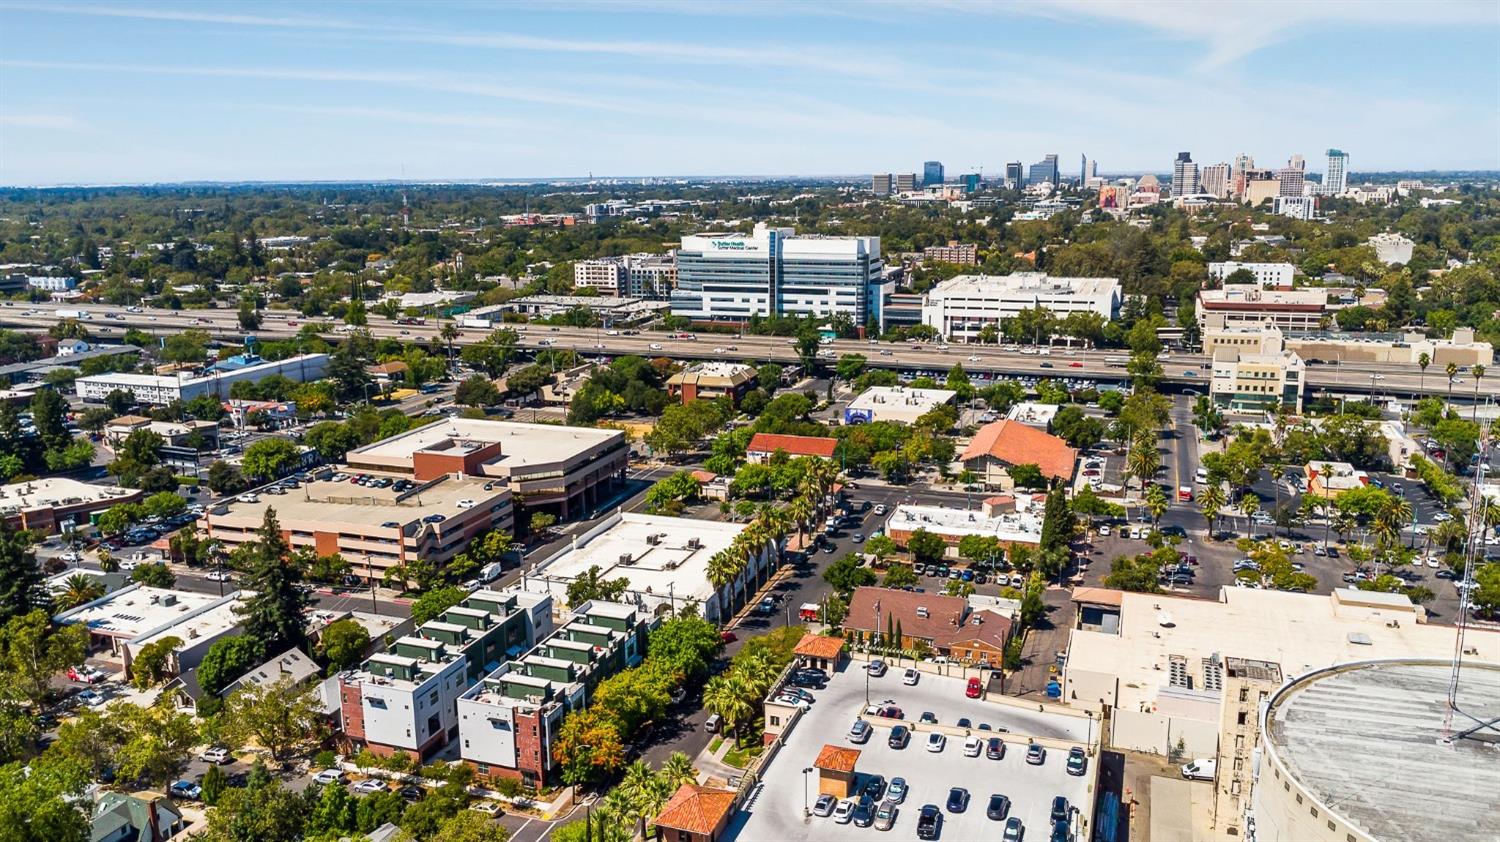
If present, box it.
[1444,420,1498,743]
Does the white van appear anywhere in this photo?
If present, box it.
[1195,467,1209,484]
[479,562,503,583]
[1181,759,1217,781]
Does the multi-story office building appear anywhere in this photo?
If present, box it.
[921,272,1122,341]
[1210,345,1306,412]
[1172,152,1200,197]
[573,258,627,295]
[1004,161,1024,188]
[1273,195,1316,220]
[960,173,980,193]
[339,589,552,760]
[1197,285,1328,332]
[1207,261,1296,287]
[922,240,979,266]
[76,354,328,405]
[1276,165,1305,197]
[871,173,893,195]
[665,362,758,405]
[457,599,650,788]
[1368,232,1414,265]
[625,254,676,299]
[1201,163,1230,198]
[343,418,629,521]
[923,161,944,186]
[670,223,887,328]
[1202,323,1285,357]
[1027,154,1059,187]
[1318,148,1349,195]
[843,385,958,425]
[1231,153,1255,197]
[1241,170,1281,207]
[894,173,918,192]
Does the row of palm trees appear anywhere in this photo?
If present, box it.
[705,460,841,621]
[700,647,786,742]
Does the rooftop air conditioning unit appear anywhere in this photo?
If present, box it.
[687,537,702,549]
[916,607,929,618]
[619,553,634,565]
[646,534,660,546]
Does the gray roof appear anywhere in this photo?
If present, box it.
[0,344,139,379]
[221,647,321,697]
[1266,659,1500,842]
[91,791,182,842]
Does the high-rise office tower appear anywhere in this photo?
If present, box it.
[1288,154,1305,172]
[1027,154,1059,187]
[1085,158,1098,182]
[1172,152,1200,197]
[895,173,918,192]
[1276,164,1305,197]
[1201,163,1231,198]
[872,174,893,195]
[1005,161,1024,188]
[1231,153,1254,198]
[1320,149,1349,195]
[923,161,944,187]
[1080,154,1088,185]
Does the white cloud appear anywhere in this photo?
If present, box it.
[0,113,84,130]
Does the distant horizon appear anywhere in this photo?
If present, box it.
[7,167,1500,192]
[2,2,1497,185]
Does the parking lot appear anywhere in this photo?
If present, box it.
[727,662,1095,842]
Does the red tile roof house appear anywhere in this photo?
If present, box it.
[652,783,737,842]
[744,433,839,464]
[960,419,1078,490]
[843,586,1014,663]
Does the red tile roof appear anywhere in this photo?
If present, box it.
[794,634,845,660]
[960,420,1078,481]
[814,745,861,774]
[746,433,838,459]
[845,587,968,642]
[655,784,737,836]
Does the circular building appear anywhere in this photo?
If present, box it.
[1256,658,1500,842]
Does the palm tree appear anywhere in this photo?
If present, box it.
[1446,361,1459,405]
[1241,493,1261,539]
[1144,483,1168,528]
[1418,352,1431,394]
[1332,509,1358,546]
[1126,433,1160,490]
[96,548,118,573]
[706,550,738,621]
[659,752,697,791]
[702,671,755,740]
[1199,483,1226,537]
[788,495,815,549]
[55,574,105,610]
[440,320,460,373]
[1472,364,1486,422]
[1373,496,1413,572]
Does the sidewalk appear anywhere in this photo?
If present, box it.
[693,734,742,786]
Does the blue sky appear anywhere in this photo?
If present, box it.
[2,1,1497,185]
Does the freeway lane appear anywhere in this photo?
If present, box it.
[0,301,1487,398]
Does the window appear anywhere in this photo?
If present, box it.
[478,763,490,774]
[1239,688,1249,702]
[1311,808,1318,818]
[1237,711,1248,725]
[1327,821,1335,831]
[1295,794,1303,804]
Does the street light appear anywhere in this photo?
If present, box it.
[802,766,815,817]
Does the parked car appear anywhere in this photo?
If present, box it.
[469,801,503,816]
[1026,744,1047,765]
[67,665,103,684]
[966,677,983,698]
[887,725,910,749]
[833,799,856,824]
[945,787,969,813]
[168,780,202,800]
[986,737,1005,760]
[987,793,1012,821]
[861,775,887,802]
[201,747,232,764]
[903,668,920,685]
[874,799,898,831]
[354,779,389,794]
[926,732,946,753]
[812,793,836,817]
[963,736,983,757]
[1004,816,1025,841]
[849,719,873,744]
[1067,747,1087,776]
[917,804,942,840]
[886,777,908,804]
[867,659,888,677]
[312,769,347,786]
[76,689,105,707]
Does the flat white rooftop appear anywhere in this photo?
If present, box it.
[132,594,245,650]
[929,272,1120,297]
[0,476,136,512]
[1065,586,1500,713]
[57,586,223,640]
[348,418,621,471]
[527,512,747,606]
[888,502,1042,544]
[846,386,956,416]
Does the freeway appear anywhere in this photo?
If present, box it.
[1,301,1488,399]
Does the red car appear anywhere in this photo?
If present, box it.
[1068,361,1083,368]
[67,666,104,684]
[966,677,982,698]
[720,631,737,643]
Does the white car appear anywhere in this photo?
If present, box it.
[926,732,946,753]
[968,355,981,362]
[649,343,664,351]
[775,694,811,710]
[963,736,983,757]
[833,799,856,823]
[353,779,389,794]
[1098,525,1111,537]
[205,570,233,582]
[902,668,920,686]
[201,747,232,764]
[118,559,140,571]
[312,770,347,786]
[469,801,503,816]
[456,499,476,509]
[76,689,105,707]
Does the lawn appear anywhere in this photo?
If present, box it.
[708,736,724,754]
[722,744,764,769]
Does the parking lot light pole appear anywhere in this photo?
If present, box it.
[802,766,814,816]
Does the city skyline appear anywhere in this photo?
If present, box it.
[1,1,1498,185]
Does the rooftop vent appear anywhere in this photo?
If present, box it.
[619,553,634,566]
[916,607,929,618]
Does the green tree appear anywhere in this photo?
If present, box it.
[455,375,501,407]
[235,508,312,653]
[410,585,468,625]
[241,438,302,481]
[905,529,947,565]
[823,553,877,594]
[430,810,511,842]
[565,565,631,607]
[130,635,182,691]
[882,563,918,588]
[318,618,371,671]
[0,758,90,842]
[0,609,88,707]
[221,676,327,762]
[130,562,176,588]
[1007,463,1046,490]
[198,635,265,697]
[206,460,247,495]
[306,780,359,838]
[0,521,44,624]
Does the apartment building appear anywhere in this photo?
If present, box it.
[573,258,627,295]
[922,240,979,266]
[76,354,329,405]
[457,600,650,788]
[1197,285,1328,332]
[339,589,552,760]
[921,273,1121,341]
[1272,196,1316,220]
